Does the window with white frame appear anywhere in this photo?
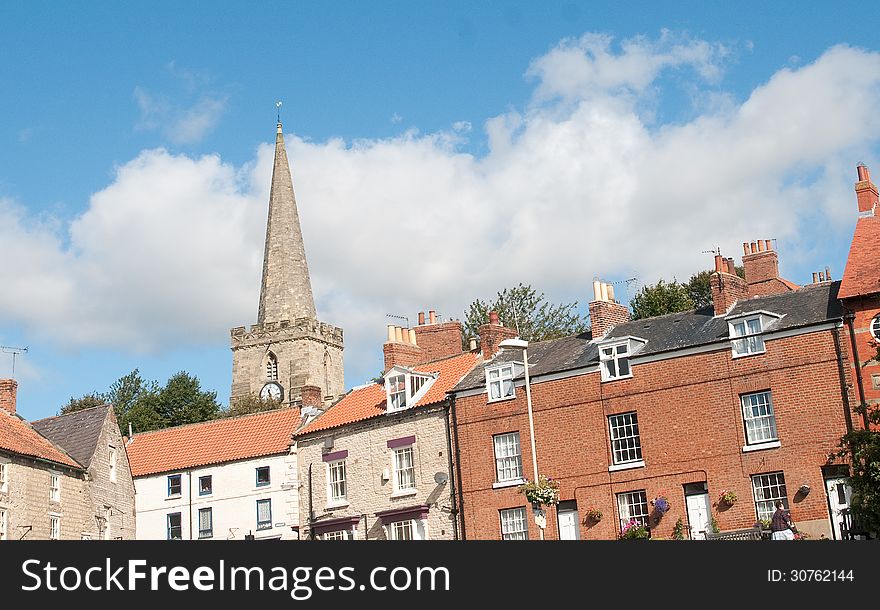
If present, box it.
[167,474,182,497]
[49,473,60,502]
[109,446,117,482]
[493,432,523,482]
[600,342,631,381]
[872,314,880,340]
[394,446,416,492]
[730,316,765,356]
[0,508,7,540]
[256,499,272,530]
[500,507,528,540]
[49,515,61,540]
[486,364,515,401]
[198,508,213,539]
[167,512,182,540]
[608,412,642,465]
[322,530,348,541]
[328,460,347,503]
[616,490,649,532]
[741,391,778,445]
[390,520,415,540]
[199,475,212,496]
[0,462,7,493]
[752,472,788,523]
[384,369,434,412]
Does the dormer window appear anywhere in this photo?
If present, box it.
[487,364,515,401]
[727,310,781,358]
[384,367,435,413]
[598,337,646,382]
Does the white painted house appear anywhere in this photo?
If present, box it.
[126,408,300,540]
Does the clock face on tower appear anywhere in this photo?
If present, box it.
[260,381,283,401]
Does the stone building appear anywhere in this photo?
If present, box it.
[1,380,135,540]
[126,408,300,540]
[294,313,478,540]
[230,122,344,409]
[33,404,136,539]
[448,165,875,541]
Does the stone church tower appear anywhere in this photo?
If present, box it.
[230,122,344,407]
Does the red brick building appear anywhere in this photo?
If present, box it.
[449,167,875,541]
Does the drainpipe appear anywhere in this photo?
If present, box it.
[188,470,193,540]
[843,310,870,429]
[443,400,459,540]
[450,394,466,540]
[308,463,315,540]
[832,323,854,433]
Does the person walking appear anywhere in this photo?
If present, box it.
[770,500,795,540]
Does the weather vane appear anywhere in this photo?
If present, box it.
[276,100,282,123]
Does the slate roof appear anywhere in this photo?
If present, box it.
[453,281,844,393]
[126,408,300,477]
[296,351,480,437]
[0,408,82,469]
[839,214,880,299]
[32,404,112,468]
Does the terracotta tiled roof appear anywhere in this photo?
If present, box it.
[297,351,480,436]
[839,215,880,299]
[0,409,82,469]
[126,408,299,477]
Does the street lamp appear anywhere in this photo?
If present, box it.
[498,337,544,540]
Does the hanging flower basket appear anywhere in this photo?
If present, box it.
[651,495,670,515]
[585,507,603,524]
[719,489,737,507]
[518,475,560,507]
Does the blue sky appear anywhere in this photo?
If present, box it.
[3,1,880,421]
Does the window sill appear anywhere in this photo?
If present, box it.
[166,495,182,501]
[487,395,516,404]
[325,501,349,511]
[493,478,526,489]
[608,460,645,472]
[741,440,780,453]
[731,349,766,359]
[600,374,633,383]
[390,489,418,499]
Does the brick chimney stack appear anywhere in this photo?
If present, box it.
[479,311,517,359]
[412,309,464,363]
[0,379,17,415]
[383,324,423,371]
[589,280,631,339]
[855,163,878,216]
[710,253,749,316]
[300,385,323,409]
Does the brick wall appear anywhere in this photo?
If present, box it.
[452,326,855,540]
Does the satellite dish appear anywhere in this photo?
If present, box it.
[434,472,449,485]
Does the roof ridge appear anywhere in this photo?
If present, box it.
[32,403,111,424]
[130,406,299,437]
[415,350,480,369]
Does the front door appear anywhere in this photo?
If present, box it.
[685,493,711,540]
[825,477,852,540]
[557,508,580,540]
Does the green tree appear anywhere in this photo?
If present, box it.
[630,279,694,320]
[60,393,108,414]
[226,394,284,418]
[462,283,589,345]
[109,369,161,436]
[157,371,222,427]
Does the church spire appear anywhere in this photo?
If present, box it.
[256,121,317,324]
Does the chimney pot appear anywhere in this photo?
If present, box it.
[757,240,765,252]
[607,284,616,302]
[489,311,500,325]
[394,326,404,342]
[765,239,772,251]
[600,282,609,302]
[857,163,870,182]
[592,280,601,302]
[418,312,425,326]
[714,254,723,273]
[408,328,418,345]
[726,258,736,275]
[468,337,478,351]
[743,242,750,255]
[750,242,757,254]
[825,266,831,280]
[429,310,436,324]
[812,272,819,284]
[387,325,396,342]
[819,271,826,282]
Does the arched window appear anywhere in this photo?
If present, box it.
[266,352,278,381]
[323,349,331,396]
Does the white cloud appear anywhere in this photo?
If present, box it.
[4,35,880,387]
